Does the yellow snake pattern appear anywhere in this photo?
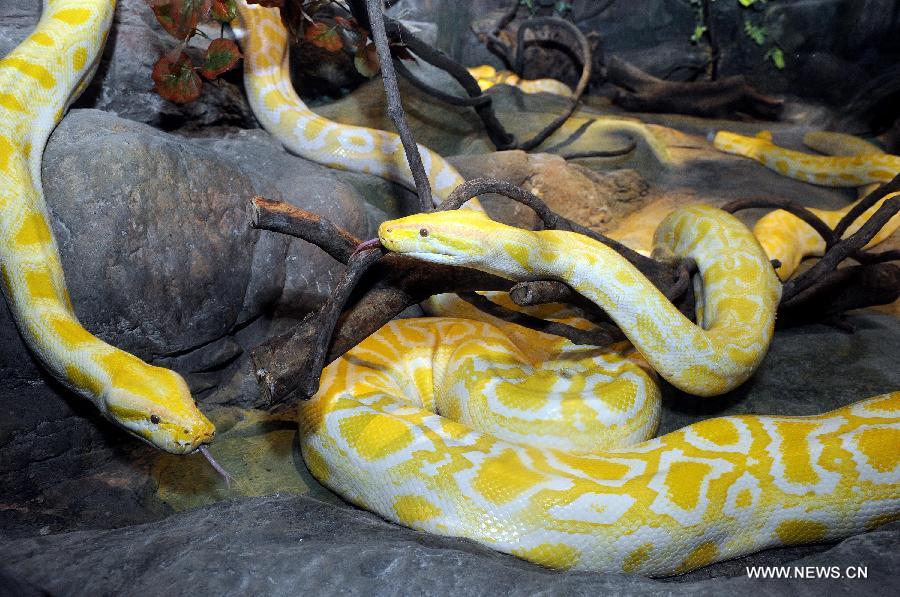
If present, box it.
[714,130,900,279]
[2,1,898,578]
[0,0,214,453]
[467,64,574,98]
[303,206,898,576]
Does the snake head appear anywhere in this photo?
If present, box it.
[102,352,215,455]
[378,210,519,269]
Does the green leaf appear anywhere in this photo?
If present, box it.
[766,47,786,69]
[744,20,766,45]
[691,24,707,43]
[201,38,242,79]
[151,0,213,40]
[152,52,202,103]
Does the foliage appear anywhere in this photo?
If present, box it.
[151,51,203,103]
[519,0,573,16]
[284,2,380,79]
[689,0,785,70]
[146,0,242,103]
[146,0,380,104]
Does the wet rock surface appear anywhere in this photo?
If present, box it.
[1,494,898,597]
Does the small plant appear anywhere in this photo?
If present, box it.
[519,0,573,16]
[146,0,381,104]
[147,0,244,103]
[689,0,785,70]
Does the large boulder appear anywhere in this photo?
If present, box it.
[0,108,400,536]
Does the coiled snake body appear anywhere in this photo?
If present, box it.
[2,0,897,577]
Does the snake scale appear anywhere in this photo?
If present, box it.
[1,0,898,577]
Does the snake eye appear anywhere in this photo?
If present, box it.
[150,414,161,425]
[419,228,429,237]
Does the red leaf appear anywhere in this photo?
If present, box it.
[152,52,203,103]
[151,0,213,40]
[305,21,343,52]
[334,16,355,29]
[210,0,237,23]
[201,38,242,79]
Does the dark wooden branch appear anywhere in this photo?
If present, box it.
[782,195,899,302]
[778,263,900,326]
[392,59,492,108]
[457,291,622,346]
[250,197,358,262]
[832,174,900,241]
[607,56,783,119]
[295,247,384,398]
[365,0,432,211]
[347,0,517,150]
[249,193,898,408]
[250,246,514,405]
[721,197,837,247]
[514,16,593,151]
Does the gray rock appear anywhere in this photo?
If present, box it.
[1,107,403,536]
[42,109,283,359]
[0,494,897,596]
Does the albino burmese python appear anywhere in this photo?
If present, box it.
[1,0,898,577]
[467,63,574,98]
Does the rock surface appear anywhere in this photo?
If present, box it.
[0,107,399,539]
[1,494,898,596]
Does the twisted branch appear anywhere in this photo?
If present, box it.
[365,0,431,210]
[514,17,593,151]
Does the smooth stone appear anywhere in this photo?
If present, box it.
[0,494,897,596]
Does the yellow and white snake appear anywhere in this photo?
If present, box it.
[2,0,898,577]
[714,130,900,279]
[467,63,574,98]
[0,0,215,454]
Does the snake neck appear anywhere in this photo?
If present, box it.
[475,206,782,396]
[233,1,470,207]
[0,0,214,452]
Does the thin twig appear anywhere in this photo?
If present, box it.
[298,247,384,399]
[250,196,359,262]
[666,257,697,302]
[457,291,621,345]
[365,0,432,211]
[831,174,900,242]
[393,59,492,107]
[721,197,837,246]
[783,195,899,302]
[348,0,517,150]
[514,16,593,151]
